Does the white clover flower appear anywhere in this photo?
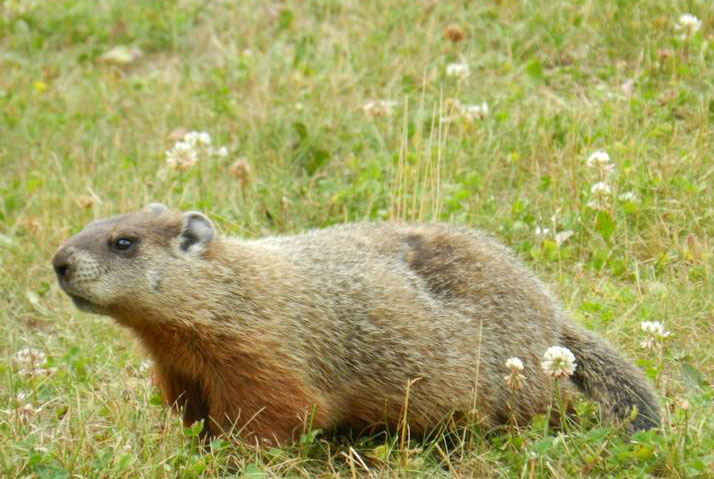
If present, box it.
[586,150,610,167]
[183,131,212,148]
[505,357,525,390]
[675,13,702,40]
[587,198,610,210]
[361,100,398,117]
[534,225,551,237]
[16,403,41,424]
[591,181,612,196]
[13,348,51,377]
[446,62,471,80]
[440,99,489,123]
[165,141,198,171]
[640,321,671,349]
[14,347,46,365]
[169,130,231,163]
[586,150,615,177]
[213,146,229,158]
[541,346,577,379]
[618,191,638,202]
[14,348,46,369]
[506,357,524,372]
[554,230,574,246]
[641,321,671,338]
[459,102,489,121]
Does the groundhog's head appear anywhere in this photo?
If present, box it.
[52,204,215,316]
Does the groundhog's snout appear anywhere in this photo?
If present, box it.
[52,246,73,284]
[52,244,107,314]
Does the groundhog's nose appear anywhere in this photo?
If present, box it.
[52,247,72,281]
[54,262,68,278]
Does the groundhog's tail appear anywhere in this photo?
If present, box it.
[560,323,660,431]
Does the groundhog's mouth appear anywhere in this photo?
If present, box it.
[69,293,92,307]
[67,293,105,315]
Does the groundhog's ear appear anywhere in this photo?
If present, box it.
[178,212,214,253]
[144,203,168,214]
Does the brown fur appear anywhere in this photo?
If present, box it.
[52,205,660,442]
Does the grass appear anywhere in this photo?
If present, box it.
[2,0,714,477]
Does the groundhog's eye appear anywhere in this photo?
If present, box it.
[113,238,134,251]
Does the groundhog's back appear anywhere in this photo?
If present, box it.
[245,222,565,430]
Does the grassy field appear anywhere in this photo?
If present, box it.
[2,0,714,477]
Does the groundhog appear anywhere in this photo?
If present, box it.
[52,204,659,442]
